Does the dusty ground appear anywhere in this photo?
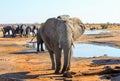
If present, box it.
[0,27,120,81]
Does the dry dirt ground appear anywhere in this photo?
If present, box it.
[0,28,120,81]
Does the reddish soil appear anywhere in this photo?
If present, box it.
[0,27,120,81]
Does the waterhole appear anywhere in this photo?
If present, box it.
[24,42,120,57]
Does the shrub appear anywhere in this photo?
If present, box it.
[101,23,109,29]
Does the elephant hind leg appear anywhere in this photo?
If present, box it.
[45,43,55,70]
[48,50,55,70]
[66,47,72,71]
[54,47,62,74]
[37,42,40,52]
[61,47,72,74]
[40,41,44,51]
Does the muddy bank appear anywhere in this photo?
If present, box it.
[77,30,120,48]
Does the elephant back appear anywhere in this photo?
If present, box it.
[43,18,59,33]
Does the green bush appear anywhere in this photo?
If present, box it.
[101,23,109,29]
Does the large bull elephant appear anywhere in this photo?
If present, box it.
[37,16,85,74]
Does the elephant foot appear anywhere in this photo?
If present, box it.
[54,70,60,74]
[41,47,45,51]
[12,36,15,38]
[37,49,40,52]
[41,49,44,51]
[66,67,70,71]
[61,69,66,74]
[61,66,70,74]
[36,52,39,54]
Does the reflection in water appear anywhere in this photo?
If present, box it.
[24,42,46,51]
[24,42,120,58]
[84,30,110,34]
[24,42,36,48]
[73,43,120,57]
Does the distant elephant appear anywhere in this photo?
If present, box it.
[2,25,16,37]
[11,25,20,37]
[31,25,38,36]
[36,29,44,52]
[19,24,31,37]
[90,26,95,30]
[37,15,85,74]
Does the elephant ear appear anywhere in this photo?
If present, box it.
[69,17,85,41]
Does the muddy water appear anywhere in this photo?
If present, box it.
[24,42,120,57]
[23,30,120,57]
[73,43,120,57]
[84,30,110,34]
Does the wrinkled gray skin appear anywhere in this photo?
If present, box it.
[37,16,85,74]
